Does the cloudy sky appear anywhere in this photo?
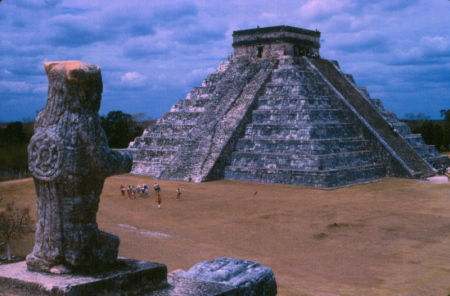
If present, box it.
[1,0,449,122]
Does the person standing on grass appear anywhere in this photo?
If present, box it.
[154,183,160,194]
[127,186,132,199]
[176,188,181,201]
[131,186,136,199]
[157,194,162,209]
[120,185,125,198]
[143,184,148,197]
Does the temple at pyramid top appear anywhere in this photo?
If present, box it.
[127,25,448,188]
[232,25,321,58]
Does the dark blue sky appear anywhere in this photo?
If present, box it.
[1,0,449,122]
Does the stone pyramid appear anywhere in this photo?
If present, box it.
[128,25,447,188]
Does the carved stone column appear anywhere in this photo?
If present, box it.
[26,61,132,274]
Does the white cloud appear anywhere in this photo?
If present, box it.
[297,0,347,20]
[182,67,217,86]
[420,35,450,56]
[0,80,33,94]
[120,72,147,86]
[0,0,449,121]
[260,13,279,21]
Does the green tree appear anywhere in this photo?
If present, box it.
[0,121,32,172]
[0,201,33,261]
[404,112,431,120]
[440,109,450,150]
[412,121,444,150]
[100,111,143,148]
[132,112,156,131]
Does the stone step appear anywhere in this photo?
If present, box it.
[129,137,186,149]
[159,111,205,125]
[413,145,441,158]
[310,58,435,177]
[170,98,211,112]
[157,58,279,182]
[380,112,398,123]
[263,83,330,97]
[265,80,330,90]
[425,155,450,167]
[201,72,227,87]
[391,122,412,135]
[271,69,316,82]
[235,137,369,154]
[186,86,216,100]
[224,163,386,188]
[344,73,356,84]
[403,134,427,146]
[132,161,171,175]
[146,124,196,135]
[244,123,355,139]
[251,109,346,124]
[370,98,386,112]
[229,150,377,170]
[256,96,334,109]
[357,87,371,99]
[130,149,178,161]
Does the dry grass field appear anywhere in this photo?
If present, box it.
[1,175,450,296]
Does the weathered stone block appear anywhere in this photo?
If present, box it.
[0,258,167,296]
[177,258,277,296]
[27,61,132,274]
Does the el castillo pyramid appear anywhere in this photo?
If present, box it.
[127,25,448,188]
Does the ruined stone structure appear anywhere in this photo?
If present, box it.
[26,61,133,274]
[172,258,277,296]
[129,25,447,188]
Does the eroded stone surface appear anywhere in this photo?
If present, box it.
[0,258,167,296]
[27,61,132,274]
[178,258,277,296]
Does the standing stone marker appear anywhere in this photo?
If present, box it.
[26,61,132,274]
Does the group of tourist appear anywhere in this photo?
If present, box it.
[119,184,149,199]
[119,183,182,209]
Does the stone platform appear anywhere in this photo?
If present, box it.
[0,258,168,296]
[152,272,241,296]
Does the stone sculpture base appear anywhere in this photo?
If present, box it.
[152,271,240,296]
[0,258,167,296]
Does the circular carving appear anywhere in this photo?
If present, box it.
[28,132,63,181]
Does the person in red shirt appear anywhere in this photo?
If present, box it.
[157,194,162,209]
[120,185,125,198]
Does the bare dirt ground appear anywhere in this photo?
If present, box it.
[1,175,450,296]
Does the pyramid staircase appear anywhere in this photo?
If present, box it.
[361,92,445,166]
[223,57,386,187]
[310,58,437,178]
[128,60,232,176]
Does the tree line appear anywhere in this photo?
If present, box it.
[402,110,450,151]
[0,111,155,181]
[0,121,33,180]
[1,109,449,179]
